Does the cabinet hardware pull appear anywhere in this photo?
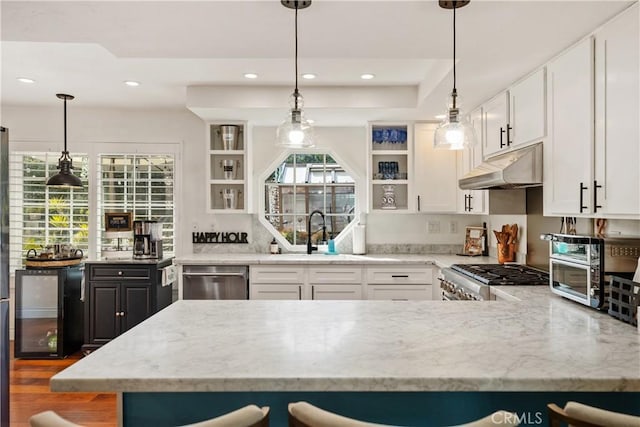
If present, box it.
[500,127,506,148]
[463,194,468,212]
[417,195,421,212]
[115,312,119,317]
[121,311,125,316]
[579,182,588,213]
[391,275,409,278]
[468,194,473,212]
[311,285,315,300]
[298,285,302,300]
[182,272,246,277]
[593,180,602,212]
[118,271,123,276]
[506,125,513,146]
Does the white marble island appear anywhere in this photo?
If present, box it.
[51,296,640,426]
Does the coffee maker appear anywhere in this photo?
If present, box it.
[133,220,163,259]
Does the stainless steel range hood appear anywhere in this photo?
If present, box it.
[459,143,543,190]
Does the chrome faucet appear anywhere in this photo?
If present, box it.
[307,210,326,254]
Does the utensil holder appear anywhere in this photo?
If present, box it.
[497,243,515,264]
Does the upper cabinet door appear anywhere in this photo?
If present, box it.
[457,107,486,214]
[593,4,639,216]
[414,123,457,213]
[509,68,546,147]
[544,37,594,215]
[482,92,509,158]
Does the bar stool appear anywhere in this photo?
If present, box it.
[547,402,640,427]
[288,401,519,427]
[29,405,270,427]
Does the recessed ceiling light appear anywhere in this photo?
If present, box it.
[360,73,375,80]
[435,114,447,120]
[124,81,140,87]
[17,77,35,84]
[244,73,258,79]
[302,73,316,80]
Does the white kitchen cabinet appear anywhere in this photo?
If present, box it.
[413,123,457,213]
[545,4,639,218]
[250,266,305,284]
[544,37,594,215]
[207,122,249,213]
[308,266,363,300]
[482,91,510,158]
[250,284,302,300]
[250,266,304,299]
[483,70,546,159]
[457,107,487,214]
[367,285,432,301]
[311,284,363,300]
[593,4,639,216]
[366,266,433,300]
[508,68,546,147]
[368,122,411,212]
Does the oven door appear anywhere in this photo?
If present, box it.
[550,258,603,308]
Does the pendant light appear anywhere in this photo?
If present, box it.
[276,0,314,148]
[433,0,477,150]
[46,94,83,188]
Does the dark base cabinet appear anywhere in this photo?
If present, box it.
[82,260,173,353]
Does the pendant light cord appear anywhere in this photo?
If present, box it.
[293,2,300,110]
[63,97,68,153]
[452,2,457,109]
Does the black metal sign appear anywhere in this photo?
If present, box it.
[192,231,249,244]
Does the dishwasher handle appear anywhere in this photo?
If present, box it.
[183,272,246,277]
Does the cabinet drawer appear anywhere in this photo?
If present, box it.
[311,284,363,300]
[308,267,362,284]
[367,284,432,301]
[250,284,302,300]
[89,266,151,280]
[366,267,432,284]
[250,266,305,284]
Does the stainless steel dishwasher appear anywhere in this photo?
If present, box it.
[182,265,249,300]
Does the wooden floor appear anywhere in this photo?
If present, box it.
[9,341,117,426]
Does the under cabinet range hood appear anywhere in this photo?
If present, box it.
[459,143,543,190]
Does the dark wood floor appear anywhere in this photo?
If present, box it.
[9,341,117,426]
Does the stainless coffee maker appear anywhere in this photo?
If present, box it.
[133,220,163,259]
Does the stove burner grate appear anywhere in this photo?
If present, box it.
[450,264,549,286]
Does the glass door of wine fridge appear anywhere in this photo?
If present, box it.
[15,266,83,358]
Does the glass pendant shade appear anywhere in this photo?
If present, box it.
[47,93,83,188]
[277,91,314,147]
[434,104,477,150]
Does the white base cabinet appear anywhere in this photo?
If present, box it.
[311,284,363,300]
[250,284,302,300]
[367,285,431,301]
[365,266,433,300]
[249,265,432,301]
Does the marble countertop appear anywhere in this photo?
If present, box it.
[174,253,495,268]
[85,257,174,266]
[51,291,640,393]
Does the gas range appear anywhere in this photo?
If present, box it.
[440,264,549,301]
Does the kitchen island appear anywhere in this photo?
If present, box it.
[51,292,640,426]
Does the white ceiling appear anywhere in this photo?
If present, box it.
[0,0,635,125]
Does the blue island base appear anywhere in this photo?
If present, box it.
[123,391,640,426]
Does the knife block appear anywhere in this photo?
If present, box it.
[497,242,516,264]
